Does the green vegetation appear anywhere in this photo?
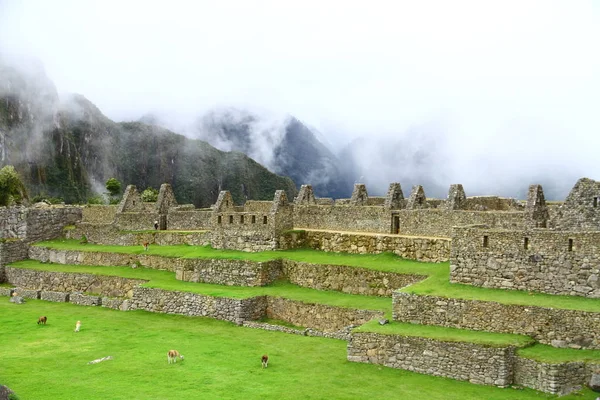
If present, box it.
[33,239,438,275]
[1,300,593,400]
[105,178,122,197]
[140,187,159,202]
[33,239,600,312]
[401,267,600,312]
[8,260,392,314]
[518,344,600,363]
[0,165,28,206]
[355,320,535,348]
[87,195,105,205]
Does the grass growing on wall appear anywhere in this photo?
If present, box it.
[401,268,600,313]
[33,239,439,275]
[517,344,600,363]
[7,261,392,314]
[32,239,600,312]
[355,320,535,348]
[0,300,594,400]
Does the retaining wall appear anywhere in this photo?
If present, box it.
[347,332,515,387]
[282,230,450,263]
[514,357,600,395]
[266,297,384,332]
[393,292,600,349]
[282,260,425,296]
[5,267,147,297]
[66,224,210,246]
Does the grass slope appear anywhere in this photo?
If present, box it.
[34,239,600,312]
[1,300,595,400]
[355,320,535,348]
[8,260,392,314]
[518,344,600,363]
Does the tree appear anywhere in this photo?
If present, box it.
[105,178,122,197]
[141,187,159,202]
[0,165,28,206]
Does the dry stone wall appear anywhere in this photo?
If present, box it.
[81,205,117,224]
[167,210,211,230]
[293,205,390,233]
[393,209,525,237]
[282,260,425,296]
[266,297,384,332]
[127,287,267,325]
[176,259,283,287]
[114,212,160,231]
[0,205,81,241]
[280,229,450,263]
[451,227,600,298]
[0,239,29,282]
[5,267,146,297]
[393,292,600,349]
[347,332,515,387]
[66,224,209,246]
[514,357,600,395]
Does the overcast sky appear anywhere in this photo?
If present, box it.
[1,0,599,197]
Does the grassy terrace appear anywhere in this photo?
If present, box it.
[35,239,438,274]
[355,320,535,348]
[4,300,589,400]
[7,260,392,314]
[34,239,600,312]
[518,344,600,363]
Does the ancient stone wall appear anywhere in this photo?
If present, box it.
[114,212,160,231]
[347,332,515,387]
[463,196,522,211]
[451,227,600,297]
[280,229,450,263]
[393,209,525,237]
[5,267,146,297]
[393,292,600,349]
[266,297,384,332]
[0,239,29,282]
[514,357,600,395]
[176,259,283,287]
[167,210,211,230]
[0,206,81,241]
[81,205,117,224]
[66,224,210,246]
[552,177,600,231]
[127,287,266,325]
[292,205,390,233]
[282,260,426,296]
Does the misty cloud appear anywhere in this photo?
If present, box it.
[1,0,599,200]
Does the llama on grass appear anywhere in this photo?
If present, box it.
[167,350,184,364]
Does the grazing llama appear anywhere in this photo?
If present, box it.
[167,350,184,364]
[261,354,269,368]
[142,242,149,251]
[75,320,82,332]
[37,316,47,325]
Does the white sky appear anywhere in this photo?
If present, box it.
[1,0,599,196]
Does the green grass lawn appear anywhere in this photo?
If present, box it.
[355,320,535,348]
[34,239,600,312]
[8,260,392,315]
[1,300,596,400]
